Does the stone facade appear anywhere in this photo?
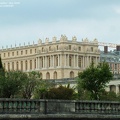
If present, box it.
[0,35,100,79]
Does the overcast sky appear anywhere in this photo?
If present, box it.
[0,0,120,49]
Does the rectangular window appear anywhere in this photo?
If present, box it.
[69,45,71,50]
[30,49,32,54]
[4,53,5,57]
[12,62,14,70]
[49,46,51,51]
[26,50,27,54]
[57,45,58,50]
[17,51,18,55]
[12,52,14,56]
[91,47,93,52]
[21,51,23,55]
[8,52,10,57]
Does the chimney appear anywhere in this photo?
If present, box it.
[116,45,120,51]
[104,46,108,53]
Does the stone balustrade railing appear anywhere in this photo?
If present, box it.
[0,99,120,115]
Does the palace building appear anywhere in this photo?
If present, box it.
[0,35,100,79]
[100,46,120,75]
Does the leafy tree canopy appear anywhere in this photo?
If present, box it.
[0,71,28,98]
[78,62,113,100]
[18,71,41,99]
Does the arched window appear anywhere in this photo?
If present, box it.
[21,61,23,71]
[41,57,43,68]
[49,46,51,51]
[69,55,72,66]
[57,45,58,50]
[4,63,6,69]
[34,59,36,69]
[16,61,19,70]
[35,49,36,53]
[49,57,50,67]
[8,63,10,71]
[56,56,58,66]
[25,60,27,71]
[40,73,43,79]
[30,60,32,70]
[70,71,74,78]
[91,47,93,52]
[46,72,50,79]
[79,46,81,51]
[12,62,14,71]
[78,56,81,67]
[53,71,57,79]
[42,47,44,52]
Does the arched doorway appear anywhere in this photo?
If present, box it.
[70,71,74,78]
[46,72,50,79]
[53,71,57,79]
[110,85,116,93]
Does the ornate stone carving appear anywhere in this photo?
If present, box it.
[45,38,49,44]
[93,38,98,43]
[60,35,68,42]
[38,39,42,45]
[52,36,57,43]
[72,36,77,42]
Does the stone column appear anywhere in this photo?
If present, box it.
[19,61,22,70]
[46,56,47,68]
[44,56,46,68]
[86,56,89,67]
[76,55,78,67]
[50,56,52,68]
[58,54,60,67]
[23,60,25,71]
[74,55,75,67]
[32,59,35,70]
[39,57,41,69]
[50,55,53,67]
[10,62,12,70]
[53,55,54,68]
[43,56,45,68]
[68,54,69,67]
[27,60,30,71]
[60,54,62,67]
[84,56,86,68]
[83,56,84,68]
[36,57,38,69]
[65,54,66,67]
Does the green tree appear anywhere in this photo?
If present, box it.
[19,71,41,99]
[76,77,91,100]
[0,71,28,98]
[33,80,54,99]
[78,62,113,100]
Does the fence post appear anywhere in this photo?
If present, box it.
[44,100,47,114]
